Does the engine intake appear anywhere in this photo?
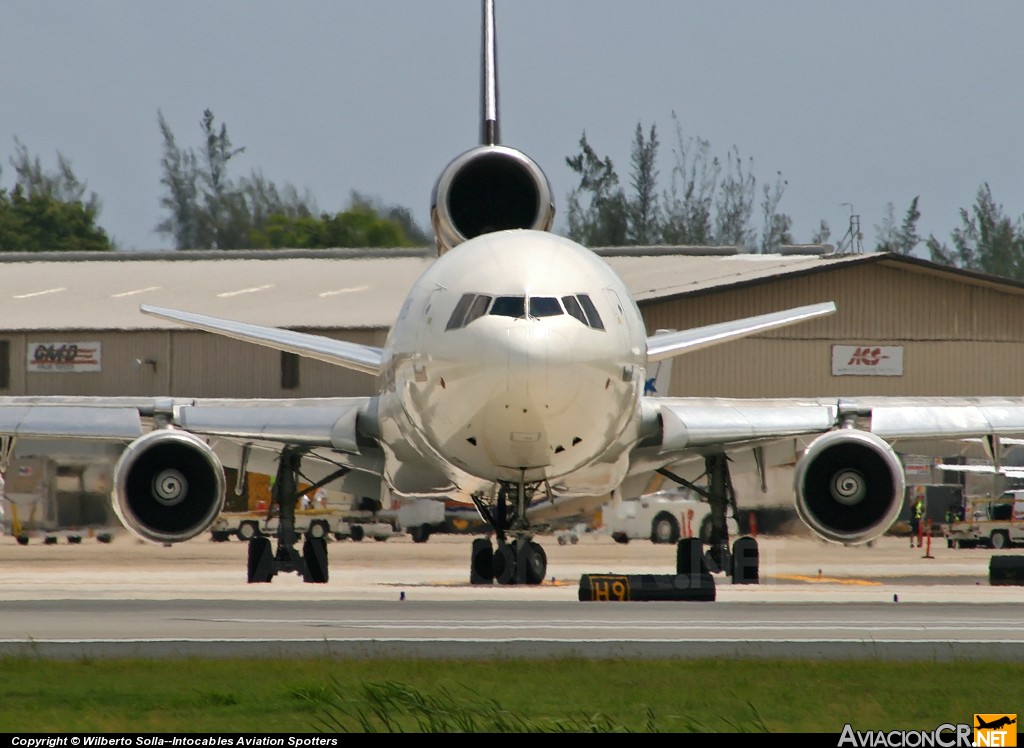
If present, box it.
[113,430,226,544]
[793,429,905,545]
[431,144,555,254]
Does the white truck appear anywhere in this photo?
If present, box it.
[208,497,446,544]
[209,509,396,543]
[601,489,740,544]
[947,491,1024,549]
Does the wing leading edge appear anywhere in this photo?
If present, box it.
[141,305,384,376]
[646,301,836,361]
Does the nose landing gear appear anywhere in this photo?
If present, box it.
[469,480,548,585]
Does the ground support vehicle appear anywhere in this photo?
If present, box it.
[209,509,396,543]
[946,492,1024,549]
[601,490,740,545]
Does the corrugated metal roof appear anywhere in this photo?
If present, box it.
[0,246,1015,332]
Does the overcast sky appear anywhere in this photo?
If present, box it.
[3,0,1023,253]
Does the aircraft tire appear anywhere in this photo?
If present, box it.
[302,537,329,584]
[493,543,517,585]
[247,537,275,583]
[518,540,547,585]
[651,512,680,544]
[470,537,493,584]
[237,521,260,541]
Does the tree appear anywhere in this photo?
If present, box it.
[0,140,112,252]
[627,123,660,245]
[565,132,629,246]
[875,197,921,255]
[565,114,799,252]
[660,116,716,245]
[760,172,793,252]
[926,184,1024,279]
[156,110,426,250]
[713,145,756,249]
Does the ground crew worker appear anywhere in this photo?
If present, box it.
[910,496,924,548]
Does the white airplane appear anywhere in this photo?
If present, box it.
[4,0,1024,585]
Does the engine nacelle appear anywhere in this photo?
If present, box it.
[113,429,226,544]
[430,144,555,254]
[793,429,905,545]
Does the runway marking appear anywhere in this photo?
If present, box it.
[14,287,66,299]
[111,286,161,298]
[776,574,882,586]
[319,285,370,297]
[218,284,274,297]
[200,618,1024,633]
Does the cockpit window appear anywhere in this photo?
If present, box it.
[489,296,526,318]
[577,294,605,330]
[466,294,491,324]
[446,293,602,330]
[446,293,494,330]
[562,295,587,325]
[529,296,562,317]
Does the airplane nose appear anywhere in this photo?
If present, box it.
[503,324,575,411]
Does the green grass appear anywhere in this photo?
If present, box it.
[0,656,1017,733]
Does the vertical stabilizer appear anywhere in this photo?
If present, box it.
[645,329,676,396]
[480,0,499,145]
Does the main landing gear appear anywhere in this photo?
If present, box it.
[655,448,761,582]
[469,480,548,585]
[246,446,347,585]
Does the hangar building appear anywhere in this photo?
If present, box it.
[2,246,1024,401]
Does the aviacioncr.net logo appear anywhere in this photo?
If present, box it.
[974,714,1017,747]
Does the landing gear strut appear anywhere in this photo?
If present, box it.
[246,446,346,584]
[468,480,548,585]
[657,451,759,582]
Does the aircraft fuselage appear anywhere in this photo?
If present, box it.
[377,230,648,498]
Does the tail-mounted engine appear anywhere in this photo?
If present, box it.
[113,429,226,544]
[430,144,555,255]
[793,429,905,545]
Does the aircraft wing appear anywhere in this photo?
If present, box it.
[0,396,375,452]
[638,395,1024,465]
[141,305,384,376]
[646,302,836,361]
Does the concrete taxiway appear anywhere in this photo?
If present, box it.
[0,529,1021,660]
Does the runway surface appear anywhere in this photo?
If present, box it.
[0,530,1021,660]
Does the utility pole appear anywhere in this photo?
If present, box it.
[836,203,863,254]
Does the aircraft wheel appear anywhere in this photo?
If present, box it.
[470,537,493,584]
[517,540,547,585]
[302,537,329,584]
[493,543,517,585]
[651,512,680,544]
[247,537,275,583]
[237,521,260,541]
